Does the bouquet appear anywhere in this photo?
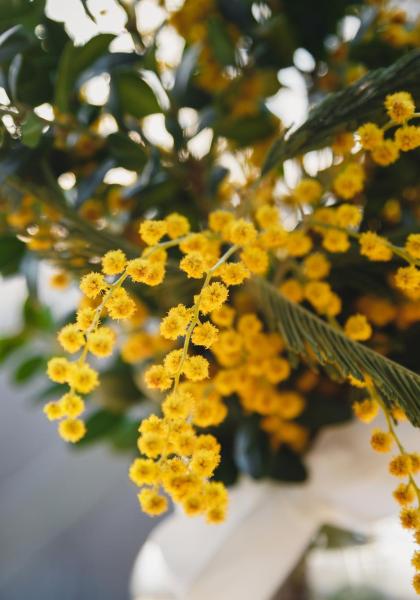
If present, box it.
[1,0,420,593]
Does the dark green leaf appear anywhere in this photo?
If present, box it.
[112,70,161,118]
[268,447,307,482]
[207,16,236,66]
[21,112,45,148]
[76,409,125,447]
[0,334,26,363]
[14,355,46,383]
[255,278,420,426]
[0,234,26,275]
[110,418,139,451]
[215,112,277,146]
[23,298,54,331]
[234,416,270,479]
[107,132,148,170]
[0,0,46,30]
[262,49,420,175]
[172,45,200,105]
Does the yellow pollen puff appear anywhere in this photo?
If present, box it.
[237,313,263,335]
[389,454,412,477]
[144,364,173,391]
[385,91,415,124]
[302,252,331,280]
[412,551,420,571]
[255,204,279,228]
[101,249,126,275]
[199,282,229,314]
[359,231,393,261]
[293,178,323,204]
[344,314,372,341]
[410,453,420,474]
[400,507,420,530]
[333,163,365,199]
[286,231,313,257]
[180,251,207,279]
[192,321,219,348]
[280,279,304,303]
[240,245,269,274]
[357,122,384,150]
[160,304,192,340]
[106,288,136,320]
[57,324,85,353]
[395,266,420,293]
[43,401,64,421]
[68,363,99,394]
[218,262,250,286]
[209,210,234,234]
[393,483,416,506]
[139,414,167,436]
[322,230,350,253]
[138,432,165,458]
[183,355,209,381]
[60,392,85,418]
[336,204,362,228]
[163,349,184,375]
[371,140,400,166]
[139,219,167,246]
[87,326,116,357]
[394,125,420,151]
[405,234,420,260]
[162,390,193,419]
[165,212,190,239]
[414,573,420,595]
[129,458,159,486]
[47,357,72,384]
[227,219,257,246]
[80,272,108,299]
[190,449,220,478]
[49,271,70,290]
[126,258,165,286]
[370,429,393,453]
[259,225,287,250]
[352,398,379,423]
[138,488,168,516]
[304,281,333,313]
[58,418,86,443]
[76,307,96,331]
[179,233,209,254]
[211,305,235,328]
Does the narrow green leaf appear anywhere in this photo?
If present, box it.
[0,234,26,275]
[207,16,236,66]
[255,278,420,425]
[75,409,125,448]
[112,71,161,118]
[14,355,46,384]
[21,112,45,148]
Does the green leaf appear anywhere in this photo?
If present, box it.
[110,418,139,451]
[21,112,45,148]
[0,234,26,275]
[215,112,278,146]
[234,416,270,479]
[0,334,26,363]
[262,49,420,174]
[76,409,125,447]
[14,355,46,383]
[55,34,114,112]
[23,298,54,331]
[0,0,46,30]
[255,279,420,426]
[207,16,236,66]
[112,71,161,118]
[268,447,307,482]
[107,132,148,170]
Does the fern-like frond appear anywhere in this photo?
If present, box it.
[262,49,420,174]
[255,278,420,426]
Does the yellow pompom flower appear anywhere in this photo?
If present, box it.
[240,245,269,274]
[209,210,234,234]
[43,401,64,421]
[413,573,420,595]
[49,271,70,290]
[76,307,96,331]
[127,258,165,286]
[395,266,420,293]
[182,493,205,517]
[106,288,136,320]
[139,219,167,246]
[262,357,291,384]
[138,488,168,516]
[165,212,190,239]
[389,454,412,477]
[183,355,209,381]
[179,233,209,254]
[199,282,229,314]
[160,304,192,339]
[259,225,287,250]
[395,125,420,151]
[138,432,165,458]
[139,414,167,436]
[293,178,322,204]
[286,231,313,257]
[57,324,85,353]
[400,507,420,530]
[333,163,365,199]
[344,314,372,341]
[206,505,227,524]
[101,249,126,275]
[129,458,159,486]
[162,390,193,419]
[371,140,400,166]
[80,272,108,299]
[303,252,331,280]
[370,429,393,452]
[144,364,173,391]
[304,281,333,313]
[87,326,115,357]
[359,231,392,261]
[68,363,99,394]
[218,262,250,286]
[385,91,415,124]
[336,204,362,228]
[393,483,416,506]
[357,122,384,150]
[190,449,220,478]
[58,418,86,443]
[322,230,350,253]
[255,204,279,228]
[163,349,184,375]
[237,313,263,335]
[228,219,257,246]
[280,279,304,303]
[211,305,235,328]
[180,251,207,279]
[352,399,379,423]
[412,551,420,571]
[47,357,72,383]
[60,392,85,418]
[405,234,420,260]
[192,321,219,348]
